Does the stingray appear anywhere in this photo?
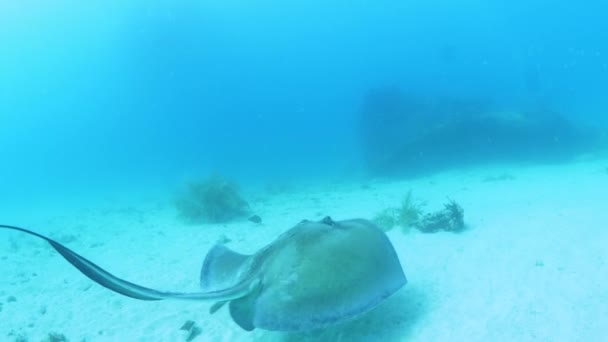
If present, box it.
[0,217,406,331]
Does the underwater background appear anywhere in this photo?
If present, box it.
[2,0,607,207]
[1,1,608,341]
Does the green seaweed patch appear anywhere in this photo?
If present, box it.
[373,190,424,233]
[374,193,465,234]
[175,175,250,224]
[416,199,465,233]
[396,190,424,232]
[372,208,398,232]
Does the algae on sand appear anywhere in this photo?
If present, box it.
[396,190,424,231]
[373,192,465,234]
[373,190,424,233]
[372,208,398,232]
[175,174,250,224]
[416,199,465,233]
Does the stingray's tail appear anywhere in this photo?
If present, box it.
[1,224,254,302]
[0,224,170,300]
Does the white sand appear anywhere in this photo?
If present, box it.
[1,158,607,341]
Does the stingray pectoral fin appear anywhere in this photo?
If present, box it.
[0,225,252,302]
[229,281,262,331]
[200,243,251,291]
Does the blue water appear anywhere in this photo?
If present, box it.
[2,1,607,206]
[1,1,608,340]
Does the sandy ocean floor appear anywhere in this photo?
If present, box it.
[1,157,608,342]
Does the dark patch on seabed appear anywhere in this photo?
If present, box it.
[359,86,604,178]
